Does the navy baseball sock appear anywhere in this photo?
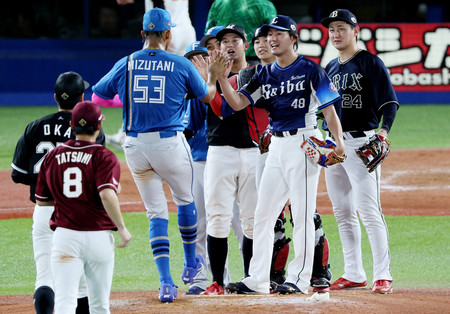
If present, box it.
[242,235,253,278]
[75,296,89,314]
[177,202,198,267]
[34,285,54,314]
[207,235,227,287]
[149,218,174,285]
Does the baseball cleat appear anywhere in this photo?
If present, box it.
[311,277,331,288]
[159,284,178,303]
[181,254,205,284]
[200,282,224,295]
[274,282,303,294]
[225,282,260,295]
[330,277,367,290]
[184,286,205,295]
[372,280,393,294]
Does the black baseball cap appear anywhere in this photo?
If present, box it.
[216,24,247,42]
[321,9,358,28]
[260,15,298,37]
[251,27,264,44]
[54,71,89,103]
[71,101,105,129]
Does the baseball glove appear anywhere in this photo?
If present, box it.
[301,136,346,167]
[258,128,272,154]
[355,134,391,173]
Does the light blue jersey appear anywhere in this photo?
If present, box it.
[183,98,208,162]
[93,49,208,135]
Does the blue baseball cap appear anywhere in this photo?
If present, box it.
[143,8,176,32]
[184,41,208,59]
[260,15,298,36]
[321,9,358,28]
[199,26,225,47]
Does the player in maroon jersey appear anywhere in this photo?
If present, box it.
[35,101,132,313]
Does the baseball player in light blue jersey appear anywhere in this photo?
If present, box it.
[92,8,226,303]
[219,15,345,295]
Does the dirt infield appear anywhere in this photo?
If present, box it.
[1,148,449,312]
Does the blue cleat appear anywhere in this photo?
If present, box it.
[159,284,178,303]
[181,254,205,284]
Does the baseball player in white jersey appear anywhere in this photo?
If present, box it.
[92,8,225,302]
[219,15,345,294]
[321,9,398,294]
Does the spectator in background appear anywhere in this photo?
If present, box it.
[117,0,196,55]
[205,0,277,63]
[91,3,121,38]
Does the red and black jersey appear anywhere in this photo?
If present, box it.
[206,67,269,148]
[35,139,120,231]
[11,111,106,202]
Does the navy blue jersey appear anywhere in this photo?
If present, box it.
[92,49,208,135]
[11,111,105,202]
[324,49,399,132]
[240,56,340,132]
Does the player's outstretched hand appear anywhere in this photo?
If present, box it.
[117,227,132,248]
[192,55,208,81]
[209,51,231,82]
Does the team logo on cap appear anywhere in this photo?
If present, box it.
[61,93,69,100]
[331,10,339,18]
[227,24,236,29]
[149,22,155,30]
[271,17,278,24]
[351,17,357,24]
[167,21,171,27]
[79,119,87,126]
[290,24,296,32]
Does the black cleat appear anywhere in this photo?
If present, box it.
[274,282,303,294]
[225,282,260,295]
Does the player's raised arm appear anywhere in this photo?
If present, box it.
[216,57,251,111]
[200,51,228,103]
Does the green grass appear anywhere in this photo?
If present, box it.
[1,105,450,170]
[1,213,449,295]
[1,104,449,295]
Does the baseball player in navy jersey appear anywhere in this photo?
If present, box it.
[218,15,345,294]
[321,9,398,294]
[35,101,131,313]
[11,71,106,314]
[92,8,225,302]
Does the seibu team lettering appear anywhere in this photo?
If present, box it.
[55,151,92,165]
[261,79,306,99]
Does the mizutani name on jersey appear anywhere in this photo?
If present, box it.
[127,59,175,72]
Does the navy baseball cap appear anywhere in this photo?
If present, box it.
[216,24,247,42]
[200,26,224,47]
[143,8,176,32]
[260,15,298,36]
[252,27,264,44]
[55,71,89,102]
[71,101,105,129]
[321,9,358,28]
[184,41,208,59]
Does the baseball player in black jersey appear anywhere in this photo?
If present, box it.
[11,71,105,314]
[321,9,398,294]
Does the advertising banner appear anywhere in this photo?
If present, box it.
[297,23,450,104]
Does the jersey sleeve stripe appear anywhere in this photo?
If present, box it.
[35,194,50,201]
[98,183,118,193]
[318,96,341,110]
[11,163,28,174]
[238,90,255,106]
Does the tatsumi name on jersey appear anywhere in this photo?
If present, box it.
[55,151,92,165]
[128,59,174,72]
